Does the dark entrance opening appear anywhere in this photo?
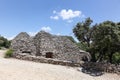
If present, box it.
[22,51,31,54]
[36,52,42,56]
[82,56,88,62]
[46,52,53,58]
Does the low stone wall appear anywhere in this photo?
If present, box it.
[12,53,120,74]
[13,53,81,67]
[82,62,120,74]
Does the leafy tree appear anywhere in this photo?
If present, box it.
[73,17,97,61]
[0,36,11,48]
[91,21,120,63]
[112,52,120,64]
[73,18,120,63]
[0,39,4,46]
[65,36,76,43]
[76,42,88,51]
[73,17,93,47]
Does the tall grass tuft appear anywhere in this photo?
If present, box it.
[4,49,13,58]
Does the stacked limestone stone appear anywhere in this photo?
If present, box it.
[11,31,90,64]
[34,31,57,56]
[11,32,36,56]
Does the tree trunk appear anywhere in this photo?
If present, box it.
[97,52,103,62]
[109,53,113,63]
[87,41,90,47]
[91,53,96,62]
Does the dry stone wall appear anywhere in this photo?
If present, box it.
[13,53,82,67]
[34,31,57,56]
[11,32,36,56]
[82,62,120,74]
[11,31,91,64]
[13,53,120,74]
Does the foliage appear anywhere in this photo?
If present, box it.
[73,18,120,63]
[91,21,120,63]
[112,52,120,64]
[73,17,93,47]
[76,42,88,51]
[66,35,89,51]
[0,35,11,48]
[66,36,76,43]
[4,49,13,58]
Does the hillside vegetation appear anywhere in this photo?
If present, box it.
[0,36,11,49]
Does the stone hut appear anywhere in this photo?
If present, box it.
[11,31,90,63]
[11,32,36,56]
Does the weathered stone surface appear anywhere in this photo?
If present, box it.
[11,31,91,64]
[13,53,81,67]
[82,62,120,74]
[33,31,91,63]
[11,32,36,56]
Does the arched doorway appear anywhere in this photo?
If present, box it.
[46,52,53,58]
[82,56,88,62]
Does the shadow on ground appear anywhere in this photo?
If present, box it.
[77,67,104,76]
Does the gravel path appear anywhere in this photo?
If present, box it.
[0,50,120,80]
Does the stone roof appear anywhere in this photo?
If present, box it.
[11,32,36,56]
[11,31,91,63]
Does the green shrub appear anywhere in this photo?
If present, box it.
[4,49,13,58]
[112,52,120,64]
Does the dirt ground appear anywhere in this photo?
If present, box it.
[0,50,120,80]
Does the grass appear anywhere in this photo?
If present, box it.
[4,49,13,58]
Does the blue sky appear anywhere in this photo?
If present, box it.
[0,0,120,40]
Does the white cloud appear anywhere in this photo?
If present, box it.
[6,31,38,40]
[59,9,81,20]
[28,32,38,36]
[56,33,61,36]
[41,26,52,32]
[50,9,83,21]
[5,27,52,40]
[27,26,52,36]
[53,10,57,14]
[50,16,59,20]
[5,35,15,40]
